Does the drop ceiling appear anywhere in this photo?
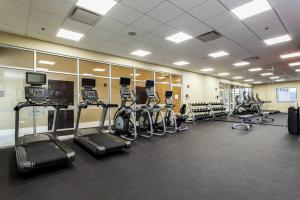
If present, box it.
[0,0,300,84]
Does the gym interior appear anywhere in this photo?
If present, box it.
[0,0,300,199]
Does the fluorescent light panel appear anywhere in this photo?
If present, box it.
[260,72,273,76]
[295,69,300,72]
[166,32,193,44]
[36,68,48,71]
[231,0,272,20]
[264,34,291,45]
[208,51,229,58]
[233,76,243,79]
[244,79,254,82]
[38,60,55,65]
[201,68,214,72]
[248,67,262,72]
[173,61,190,66]
[253,81,263,84]
[93,68,106,72]
[270,76,280,80]
[289,62,300,67]
[218,72,230,76]
[275,79,285,82]
[280,52,300,59]
[76,0,117,15]
[233,61,250,67]
[130,50,151,57]
[56,28,84,41]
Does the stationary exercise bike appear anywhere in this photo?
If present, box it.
[114,77,137,141]
[143,80,166,136]
[163,91,188,133]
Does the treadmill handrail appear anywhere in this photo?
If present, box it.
[14,101,68,111]
[79,100,118,108]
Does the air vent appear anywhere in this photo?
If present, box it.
[243,56,260,61]
[71,8,100,25]
[196,31,222,42]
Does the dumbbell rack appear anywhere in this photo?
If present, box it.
[210,102,228,118]
[188,103,213,122]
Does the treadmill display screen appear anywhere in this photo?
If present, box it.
[82,78,96,88]
[26,72,46,85]
[120,77,131,86]
[145,80,154,88]
[165,91,173,98]
[25,86,48,99]
[82,89,98,100]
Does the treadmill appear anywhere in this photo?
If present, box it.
[14,72,75,173]
[74,78,131,155]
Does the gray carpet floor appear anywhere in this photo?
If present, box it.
[0,120,300,200]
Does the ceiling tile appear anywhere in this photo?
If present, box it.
[205,11,239,30]
[0,0,29,19]
[88,27,114,40]
[117,26,146,39]
[61,18,92,33]
[147,1,184,23]
[151,24,178,38]
[30,8,65,27]
[27,30,57,42]
[168,13,212,36]
[0,14,27,29]
[107,34,135,46]
[276,0,300,33]
[0,23,26,36]
[27,20,59,36]
[269,0,296,8]
[219,0,251,9]
[121,0,164,13]
[131,15,163,32]
[12,0,31,6]
[31,0,73,17]
[95,17,127,33]
[168,0,207,11]
[244,10,285,39]
[107,3,143,24]
[138,33,170,48]
[189,0,227,21]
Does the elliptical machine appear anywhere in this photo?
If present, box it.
[164,91,188,133]
[143,80,166,136]
[114,77,137,141]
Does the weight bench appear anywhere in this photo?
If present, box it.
[232,114,253,131]
[257,112,274,123]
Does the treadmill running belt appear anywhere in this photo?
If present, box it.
[25,141,68,167]
[85,134,127,150]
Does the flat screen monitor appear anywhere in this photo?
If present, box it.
[146,80,154,88]
[120,77,131,86]
[82,78,96,88]
[26,72,46,85]
[165,91,173,98]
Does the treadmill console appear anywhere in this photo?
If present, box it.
[81,89,98,101]
[121,87,131,98]
[25,87,48,101]
[165,91,173,105]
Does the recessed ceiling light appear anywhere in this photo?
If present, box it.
[130,50,151,57]
[295,69,300,72]
[218,72,230,76]
[288,62,300,67]
[173,61,190,66]
[83,73,94,76]
[233,61,250,67]
[93,68,106,72]
[275,79,285,82]
[280,52,300,59]
[248,67,262,72]
[270,76,280,80]
[231,0,272,20]
[157,76,166,80]
[201,68,214,72]
[76,0,117,15]
[56,28,84,41]
[253,81,263,84]
[233,76,243,79]
[208,51,229,58]
[244,79,254,82]
[166,32,193,44]
[129,73,141,76]
[38,60,55,65]
[260,72,273,76]
[264,34,291,45]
